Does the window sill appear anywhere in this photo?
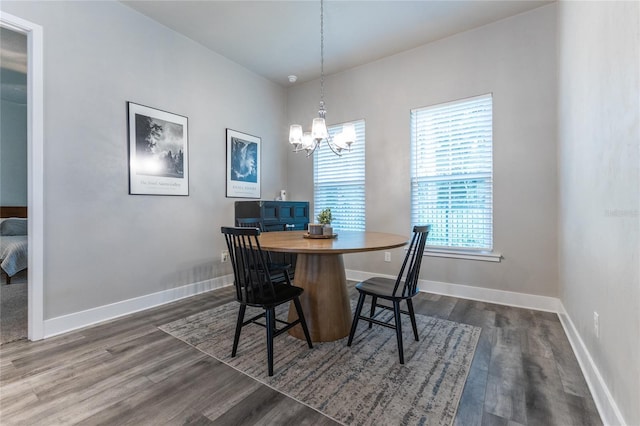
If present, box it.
[422,248,502,262]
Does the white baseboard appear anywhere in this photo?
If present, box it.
[43,274,234,338]
[346,270,560,312]
[346,269,625,426]
[43,270,557,339]
[421,278,561,312]
[557,304,627,426]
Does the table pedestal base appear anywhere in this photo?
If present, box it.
[288,253,352,342]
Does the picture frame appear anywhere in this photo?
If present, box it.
[226,128,261,198]
[127,102,189,196]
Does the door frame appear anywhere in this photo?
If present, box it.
[1,11,44,340]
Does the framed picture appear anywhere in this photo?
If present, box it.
[127,102,189,196]
[226,129,261,198]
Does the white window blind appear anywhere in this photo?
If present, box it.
[314,120,366,231]
[411,94,493,250]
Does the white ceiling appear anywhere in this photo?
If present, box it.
[121,0,553,87]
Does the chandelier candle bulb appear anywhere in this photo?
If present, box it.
[312,117,328,140]
[302,132,314,150]
[333,132,347,150]
[289,125,303,147]
[342,123,356,149]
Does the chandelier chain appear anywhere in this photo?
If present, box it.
[319,0,325,109]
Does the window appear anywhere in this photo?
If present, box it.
[411,94,493,252]
[314,120,366,231]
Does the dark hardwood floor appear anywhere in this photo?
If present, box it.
[0,283,602,425]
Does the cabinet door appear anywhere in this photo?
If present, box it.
[277,202,309,229]
[261,203,279,225]
[292,203,309,221]
[276,202,309,222]
[278,204,295,221]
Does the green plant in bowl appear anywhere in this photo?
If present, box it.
[317,208,332,225]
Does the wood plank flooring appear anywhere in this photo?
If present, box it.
[0,284,602,425]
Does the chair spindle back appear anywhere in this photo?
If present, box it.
[392,225,430,298]
[221,226,276,304]
[235,218,264,231]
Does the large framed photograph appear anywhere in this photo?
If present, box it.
[127,102,189,196]
[226,129,261,198]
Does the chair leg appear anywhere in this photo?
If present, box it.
[407,298,419,341]
[368,296,378,329]
[293,297,313,348]
[347,292,366,346]
[266,307,275,376]
[393,301,404,364]
[231,304,246,357]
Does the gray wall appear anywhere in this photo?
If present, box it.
[0,26,28,206]
[0,28,27,206]
[0,98,27,206]
[287,5,559,297]
[0,0,289,318]
[558,2,639,424]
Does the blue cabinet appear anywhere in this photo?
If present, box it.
[234,201,309,232]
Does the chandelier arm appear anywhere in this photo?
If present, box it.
[306,140,321,157]
[325,139,343,157]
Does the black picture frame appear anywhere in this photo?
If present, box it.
[226,128,261,198]
[127,102,189,196]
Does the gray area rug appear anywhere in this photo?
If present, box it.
[1,280,28,345]
[160,301,481,425]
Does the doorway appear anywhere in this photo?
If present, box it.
[0,26,28,343]
[0,11,44,341]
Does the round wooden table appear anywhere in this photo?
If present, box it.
[258,230,408,342]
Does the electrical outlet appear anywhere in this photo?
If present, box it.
[384,252,391,262]
[221,250,229,263]
[593,311,599,338]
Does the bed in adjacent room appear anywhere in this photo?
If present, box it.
[0,207,28,285]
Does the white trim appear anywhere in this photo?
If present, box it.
[423,248,502,262]
[346,270,559,312]
[557,304,627,426]
[43,275,234,338]
[0,12,45,341]
[419,278,559,312]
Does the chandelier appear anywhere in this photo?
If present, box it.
[288,0,356,157]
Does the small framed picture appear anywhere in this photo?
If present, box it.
[127,102,189,196]
[226,129,261,198]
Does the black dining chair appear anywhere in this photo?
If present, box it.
[221,226,313,376]
[347,225,430,364]
[235,218,291,281]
